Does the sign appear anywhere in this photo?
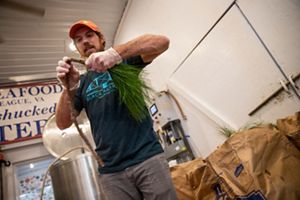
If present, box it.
[0,82,62,145]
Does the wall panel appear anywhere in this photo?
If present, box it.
[238,0,300,77]
[115,0,234,90]
[169,5,300,128]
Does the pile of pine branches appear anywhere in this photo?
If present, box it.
[109,63,152,122]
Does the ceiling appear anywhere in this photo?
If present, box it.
[0,0,128,86]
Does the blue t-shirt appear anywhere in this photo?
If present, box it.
[74,56,163,173]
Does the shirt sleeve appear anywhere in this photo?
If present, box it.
[123,55,151,68]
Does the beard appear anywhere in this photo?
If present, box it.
[77,39,105,57]
[84,44,97,56]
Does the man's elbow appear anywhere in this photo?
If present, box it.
[159,35,170,52]
[56,117,72,130]
[140,34,170,62]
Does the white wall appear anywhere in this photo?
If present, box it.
[115,0,234,90]
[115,0,300,157]
[238,0,300,77]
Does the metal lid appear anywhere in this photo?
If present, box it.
[42,110,95,160]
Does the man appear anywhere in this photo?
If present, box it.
[55,20,178,200]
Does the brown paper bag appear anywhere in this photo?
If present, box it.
[171,113,300,200]
[170,158,225,200]
[277,111,300,150]
[207,125,300,199]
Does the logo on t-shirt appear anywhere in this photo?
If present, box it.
[85,72,116,102]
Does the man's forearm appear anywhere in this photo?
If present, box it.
[55,89,77,130]
[114,34,170,63]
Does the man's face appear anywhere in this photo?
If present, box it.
[73,27,105,57]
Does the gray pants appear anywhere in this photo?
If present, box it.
[99,153,178,200]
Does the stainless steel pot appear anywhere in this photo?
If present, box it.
[49,153,105,200]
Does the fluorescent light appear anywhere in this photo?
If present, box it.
[29,163,34,169]
[69,41,77,51]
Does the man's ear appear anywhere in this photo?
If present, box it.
[97,33,106,48]
[100,37,106,48]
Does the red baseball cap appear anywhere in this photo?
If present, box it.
[69,20,101,39]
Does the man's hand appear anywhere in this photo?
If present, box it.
[85,47,122,72]
[56,57,80,91]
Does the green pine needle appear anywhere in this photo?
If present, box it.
[109,63,153,122]
[219,122,267,138]
[219,126,236,138]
